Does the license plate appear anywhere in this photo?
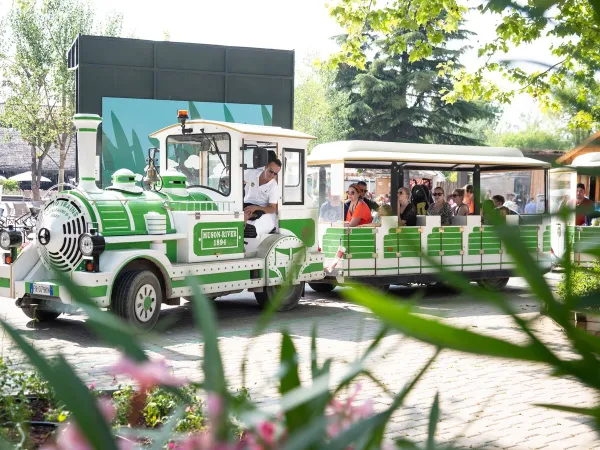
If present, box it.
[30,283,54,296]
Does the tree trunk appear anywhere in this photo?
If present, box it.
[31,145,40,201]
[58,138,67,191]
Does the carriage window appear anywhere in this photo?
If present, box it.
[166,133,231,196]
[283,149,303,204]
[481,169,546,214]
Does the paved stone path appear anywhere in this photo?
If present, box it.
[1,278,599,449]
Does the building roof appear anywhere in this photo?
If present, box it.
[556,131,600,165]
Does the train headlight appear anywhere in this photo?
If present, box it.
[0,227,22,250]
[79,229,105,257]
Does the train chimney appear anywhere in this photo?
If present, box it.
[73,113,102,193]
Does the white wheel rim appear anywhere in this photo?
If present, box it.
[135,283,157,322]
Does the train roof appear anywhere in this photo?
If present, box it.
[150,120,315,141]
[308,141,551,169]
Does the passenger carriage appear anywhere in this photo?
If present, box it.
[307,141,553,292]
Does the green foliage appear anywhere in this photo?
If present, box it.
[0,357,52,424]
[328,0,600,131]
[294,61,352,152]
[487,127,572,151]
[0,180,19,192]
[557,262,600,310]
[332,19,498,144]
[327,0,466,70]
[0,0,123,198]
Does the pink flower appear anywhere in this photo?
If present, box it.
[326,384,374,438]
[41,399,132,450]
[109,356,188,391]
[206,392,224,423]
[88,382,96,390]
[257,421,276,446]
[173,432,244,450]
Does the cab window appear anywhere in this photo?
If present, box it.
[166,133,231,196]
[283,149,304,204]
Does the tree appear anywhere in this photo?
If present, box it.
[328,0,600,131]
[294,62,351,152]
[0,0,123,200]
[332,23,498,144]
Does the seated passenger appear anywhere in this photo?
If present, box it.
[243,159,281,235]
[345,184,372,227]
[427,186,452,225]
[319,194,343,223]
[492,194,519,216]
[481,199,495,225]
[397,187,417,226]
[464,184,475,214]
[452,189,469,217]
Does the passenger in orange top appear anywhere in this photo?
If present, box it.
[345,184,373,227]
[464,184,475,214]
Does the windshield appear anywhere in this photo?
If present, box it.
[166,132,231,196]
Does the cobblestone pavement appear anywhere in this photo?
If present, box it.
[1,277,599,449]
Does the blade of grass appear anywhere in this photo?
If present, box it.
[343,285,547,362]
[324,350,439,450]
[189,281,226,395]
[427,393,440,450]
[280,331,309,434]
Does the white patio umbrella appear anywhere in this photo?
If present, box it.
[9,171,51,183]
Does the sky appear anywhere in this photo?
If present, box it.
[0,0,560,130]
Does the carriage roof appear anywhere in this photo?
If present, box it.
[308,141,551,169]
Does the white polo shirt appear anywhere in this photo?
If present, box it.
[244,169,278,206]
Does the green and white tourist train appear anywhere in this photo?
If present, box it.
[0,113,556,329]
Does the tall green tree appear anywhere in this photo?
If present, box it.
[328,0,600,131]
[333,24,497,144]
[0,0,122,199]
[294,62,351,152]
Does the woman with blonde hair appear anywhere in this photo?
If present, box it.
[428,186,452,225]
[397,187,417,226]
[345,183,372,227]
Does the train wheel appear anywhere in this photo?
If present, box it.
[255,282,304,311]
[308,282,336,293]
[112,270,162,330]
[477,277,509,291]
[22,306,61,322]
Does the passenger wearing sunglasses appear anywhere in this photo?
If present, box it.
[345,184,372,227]
[397,187,417,226]
[243,159,282,234]
[427,187,452,225]
[452,189,469,217]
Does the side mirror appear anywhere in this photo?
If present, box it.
[253,148,269,168]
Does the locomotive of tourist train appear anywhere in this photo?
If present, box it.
[0,112,323,329]
[0,112,557,329]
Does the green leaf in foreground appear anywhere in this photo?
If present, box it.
[0,319,118,450]
[342,284,547,363]
[280,331,311,434]
[57,272,147,362]
[427,393,440,450]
